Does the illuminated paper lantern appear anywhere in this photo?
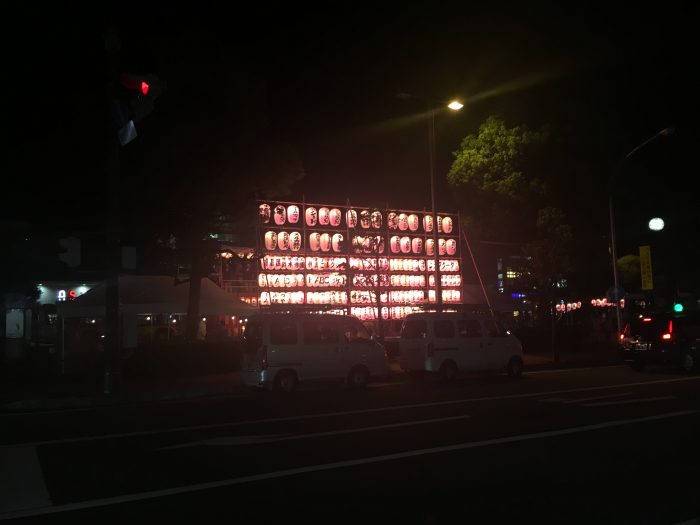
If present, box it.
[289,232,302,252]
[306,207,318,226]
[332,233,344,252]
[398,213,408,231]
[408,214,419,231]
[412,238,423,254]
[320,233,331,252]
[259,203,271,224]
[426,238,435,256]
[319,207,330,225]
[423,214,434,232]
[274,205,286,225]
[360,210,371,228]
[353,236,363,253]
[446,238,457,255]
[258,274,268,287]
[264,231,277,251]
[390,236,401,253]
[387,212,398,230]
[442,216,453,234]
[278,231,290,251]
[330,208,342,226]
[371,211,383,229]
[437,215,443,233]
[375,236,385,254]
[346,209,357,228]
[400,236,411,253]
[438,238,446,255]
[284,205,298,224]
[362,236,372,253]
[309,232,321,251]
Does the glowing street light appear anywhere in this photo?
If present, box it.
[648,217,665,231]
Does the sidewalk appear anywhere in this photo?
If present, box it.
[0,348,623,412]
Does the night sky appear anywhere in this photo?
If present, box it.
[5,3,699,250]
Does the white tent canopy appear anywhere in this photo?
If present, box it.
[56,275,258,318]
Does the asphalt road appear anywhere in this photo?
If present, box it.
[3,365,700,524]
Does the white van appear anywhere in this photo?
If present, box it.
[240,313,389,392]
[398,311,524,380]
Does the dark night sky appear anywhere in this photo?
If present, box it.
[5,2,699,250]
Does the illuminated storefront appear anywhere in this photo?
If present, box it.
[256,201,464,320]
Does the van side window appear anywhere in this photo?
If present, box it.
[270,320,298,344]
[457,319,482,338]
[483,319,502,338]
[342,320,371,342]
[401,320,427,339]
[303,321,339,344]
[434,320,455,338]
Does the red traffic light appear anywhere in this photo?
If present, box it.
[140,81,149,95]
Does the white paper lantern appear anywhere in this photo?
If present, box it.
[289,232,302,252]
[400,236,411,253]
[442,216,453,234]
[273,205,286,225]
[371,211,383,229]
[360,210,371,228]
[423,214,434,232]
[258,274,267,287]
[264,231,277,251]
[408,214,419,231]
[320,233,331,252]
[411,238,423,254]
[446,238,457,255]
[438,238,446,255]
[330,208,342,227]
[278,231,290,251]
[259,203,271,224]
[332,233,343,252]
[285,205,299,224]
[375,236,385,254]
[398,213,408,231]
[319,207,330,225]
[390,236,401,253]
[346,209,357,228]
[437,215,443,233]
[306,207,318,226]
[387,212,398,230]
[426,238,435,256]
[309,232,321,251]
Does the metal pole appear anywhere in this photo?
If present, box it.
[608,171,622,340]
[428,103,442,311]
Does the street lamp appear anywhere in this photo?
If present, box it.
[425,97,463,309]
[608,127,674,337]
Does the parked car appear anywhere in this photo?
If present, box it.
[619,311,700,372]
[240,313,389,393]
[398,311,524,381]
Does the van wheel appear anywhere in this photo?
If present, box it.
[274,370,298,393]
[680,352,695,373]
[348,366,370,389]
[507,356,523,379]
[440,360,458,382]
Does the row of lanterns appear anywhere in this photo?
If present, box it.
[260,256,348,271]
[263,230,457,256]
[258,272,461,289]
[258,291,461,310]
[556,301,583,313]
[258,255,462,274]
[259,203,454,233]
[259,273,347,288]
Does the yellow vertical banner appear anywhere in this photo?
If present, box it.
[639,245,653,290]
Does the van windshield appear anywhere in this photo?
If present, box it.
[242,321,263,350]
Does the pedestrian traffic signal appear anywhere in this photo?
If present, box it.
[673,302,684,313]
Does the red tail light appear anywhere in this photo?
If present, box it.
[427,342,434,357]
[261,345,268,370]
[619,333,625,341]
[662,320,673,341]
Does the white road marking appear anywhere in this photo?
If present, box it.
[539,393,632,404]
[583,396,676,407]
[160,415,470,449]
[2,409,697,520]
[0,446,51,515]
[5,375,700,449]
[525,365,626,374]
